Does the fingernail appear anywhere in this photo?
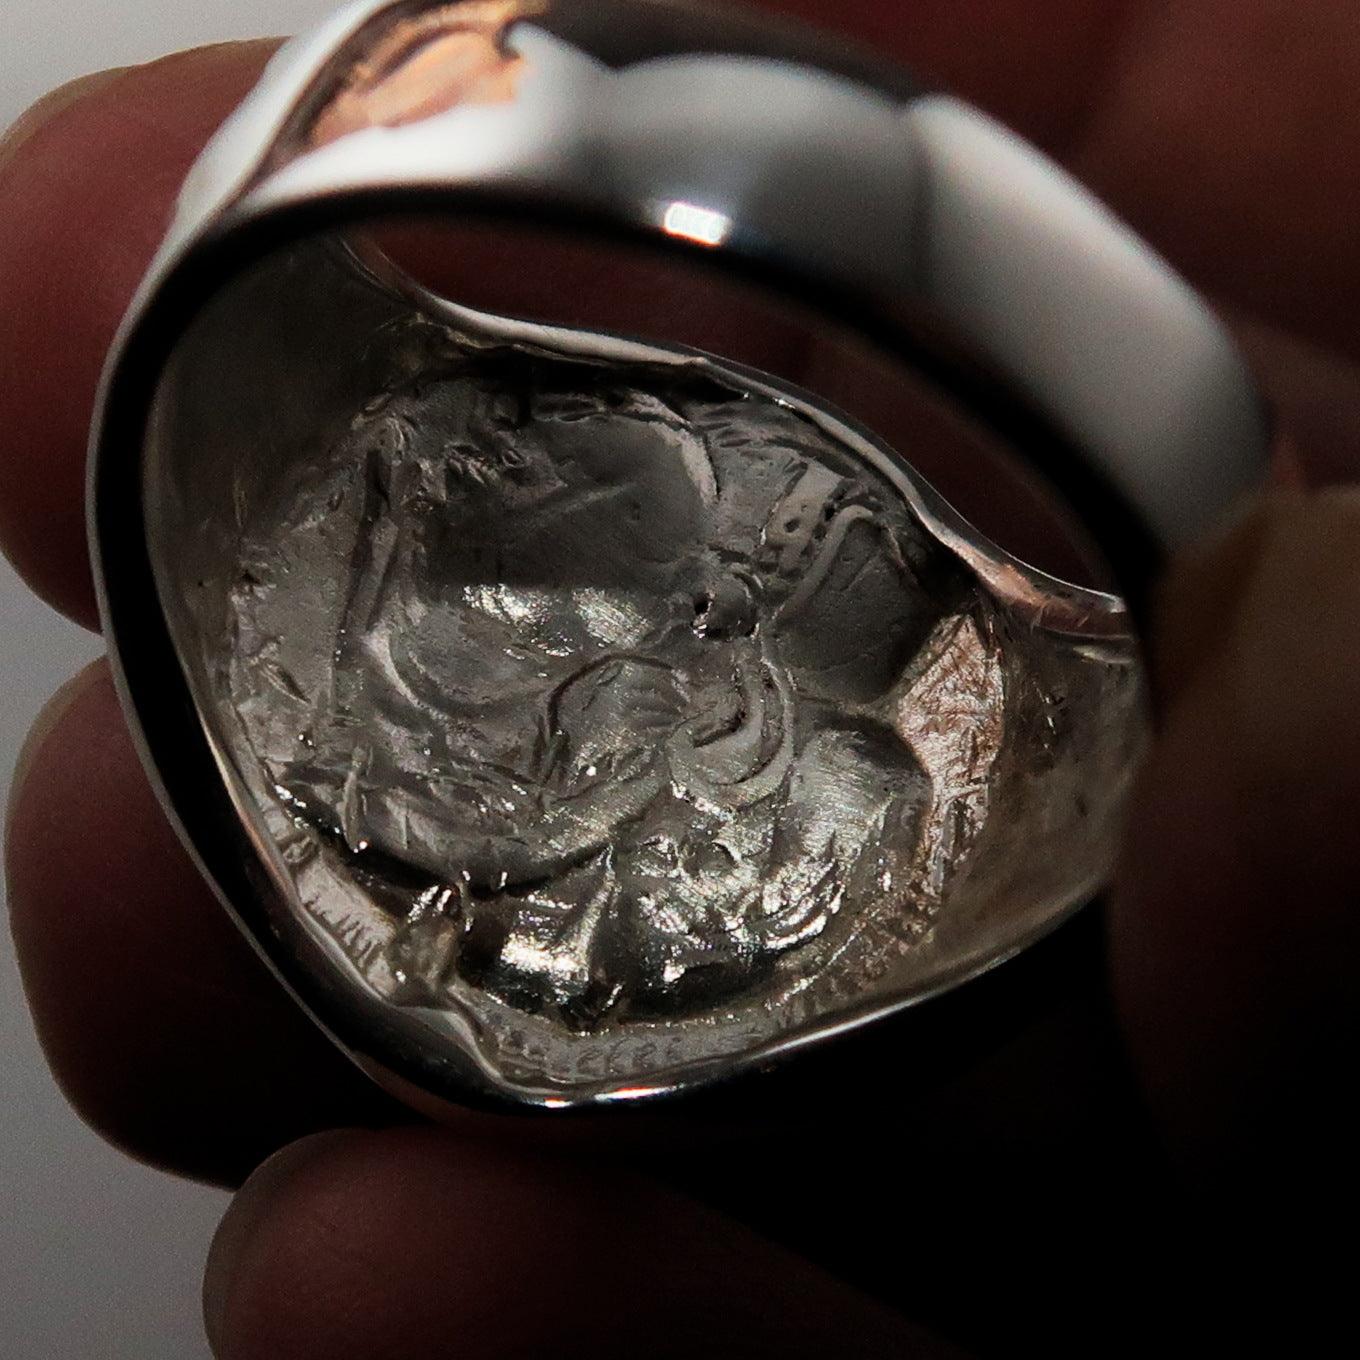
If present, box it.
[203,1131,355,1357]
[5,661,105,845]
[0,67,131,179]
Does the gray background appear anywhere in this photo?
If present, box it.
[1,3,331,1355]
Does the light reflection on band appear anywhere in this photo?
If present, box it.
[662,201,732,247]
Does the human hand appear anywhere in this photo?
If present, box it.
[4,3,1357,1355]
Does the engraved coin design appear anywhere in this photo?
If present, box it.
[226,348,980,1029]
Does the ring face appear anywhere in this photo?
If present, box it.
[198,280,1141,1057]
[236,350,974,1027]
[92,0,1267,1108]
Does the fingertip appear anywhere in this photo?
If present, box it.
[4,657,106,839]
[0,41,280,629]
[203,1130,362,1356]
[0,67,132,178]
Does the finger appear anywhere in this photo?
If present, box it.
[0,41,278,627]
[4,660,407,1187]
[1111,488,1360,1207]
[201,1126,959,1360]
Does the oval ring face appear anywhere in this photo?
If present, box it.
[92,0,1260,1107]
[135,240,1142,1104]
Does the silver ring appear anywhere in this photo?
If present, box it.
[91,0,1271,1111]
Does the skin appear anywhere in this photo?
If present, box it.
[2,2,1357,1355]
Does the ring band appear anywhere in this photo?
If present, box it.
[91,0,1270,1110]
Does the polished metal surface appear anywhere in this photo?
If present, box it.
[90,0,1269,1109]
